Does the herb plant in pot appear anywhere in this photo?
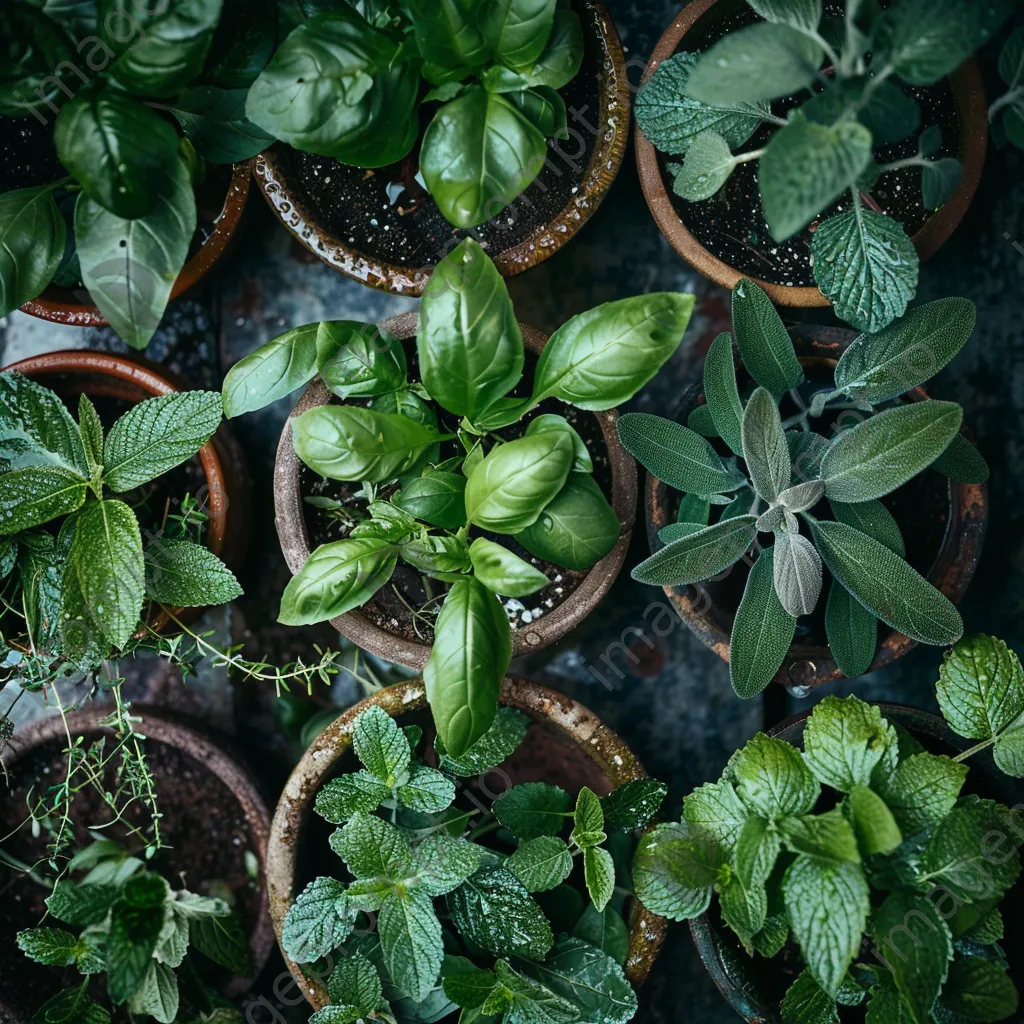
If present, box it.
[634,0,1001,329]
[266,676,670,1022]
[630,636,1024,1023]
[0,0,271,343]
[224,237,693,757]
[248,0,629,294]
[618,279,988,698]
[0,354,245,682]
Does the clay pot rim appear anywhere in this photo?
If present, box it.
[0,703,274,998]
[19,161,251,326]
[265,675,668,1009]
[273,310,638,670]
[643,325,989,691]
[634,0,988,308]
[2,349,232,634]
[252,2,630,297]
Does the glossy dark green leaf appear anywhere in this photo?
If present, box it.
[203,0,276,89]
[0,5,77,118]
[742,387,790,502]
[106,878,168,1002]
[468,537,547,597]
[318,320,406,399]
[825,580,877,678]
[732,279,804,395]
[0,185,66,317]
[222,323,320,417]
[28,987,110,1024]
[405,0,489,72]
[170,85,275,163]
[936,633,1024,741]
[780,972,838,1024]
[521,8,583,89]
[632,515,756,586]
[396,471,467,529]
[448,867,553,959]
[844,785,902,857]
[424,578,511,758]
[505,85,566,138]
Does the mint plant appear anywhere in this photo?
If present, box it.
[246,0,585,228]
[0,372,242,674]
[618,279,986,699]
[16,838,252,1024]
[283,704,667,1024]
[631,693,1021,1024]
[990,28,1024,149]
[635,0,1012,331]
[0,0,274,346]
[222,238,692,757]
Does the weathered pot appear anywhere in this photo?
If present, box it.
[19,162,251,327]
[690,704,1022,1023]
[274,311,637,669]
[266,676,668,1010]
[644,326,988,692]
[3,349,250,632]
[252,1,630,296]
[635,0,987,308]
[0,705,274,1022]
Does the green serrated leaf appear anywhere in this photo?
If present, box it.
[282,877,355,963]
[733,733,820,820]
[448,868,553,960]
[506,836,573,893]
[780,970,839,1024]
[353,705,411,785]
[936,634,1024,741]
[803,695,898,792]
[17,927,81,967]
[314,771,390,825]
[437,706,528,776]
[780,810,860,863]
[396,764,456,813]
[940,956,1019,1022]
[845,785,902,857]
[632,822,714,921]
[734,815,780,888]
[583,846,615,913]
[600,779,668,832]
[494,782,571,841]
[144,539,242,607]
[572,904,630,966]
[877,752,967,836]
[379,889,444,1003]
[683,780,749,853]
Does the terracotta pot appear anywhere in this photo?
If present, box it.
[689,703,1022,1023]
[2,350,250,632]
[18,162,251,326]
[635,0,987,308]
[274,311,637,669]
[0,705,274,1022]
[252,1,630,296]
[644,326,988,693]
[266,676,668,1010]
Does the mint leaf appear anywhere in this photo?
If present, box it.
[683,779,749,852]
[876,753,967,835]
[379,889,443,1003]
[46,881,119,927]
[30,987,111,1024]
[506,837,573,893]
[102,391,222,492]
[720,874,768,944]
[436,706,528,776]
[0,372,88,475]
[844,785,902,856]
[583,846,615,912]
[17,927,80,966]
[964,907,1004,945]
[734,816,780,888]
[780,970,839,1024]
[783,855,870,997]
[396,764,456,813]
[600,779,667,832]
[78,394,103,472]
[779,810,860,864]
[448,868,554,960]
[995,726,1024,776]
[864,978,913,1024]
[940,957,1019,1022]
[144,539,242,607]
[353,705,411,785]
[572,787,605,848]
[572,904,629,966]
[314,771,390,825]
[937,634,1024,741]
[733,734,820,820]
[412,833,483,897]
[494,782,571,840]
[331,812,413,882]
[282,877,355,963]
[632,822,716,921]
[803,696,899,794]
[493,959,579,1023]
[441,957,495,1010]
[327,950,386,1013]
[107,881,168,1002]
[872,890,952,1024]
[190,907,251,976]
[127,960,179,1023]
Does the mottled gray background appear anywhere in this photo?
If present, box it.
[1,2,1021,1020]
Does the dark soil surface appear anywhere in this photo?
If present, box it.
[657,0,960,287]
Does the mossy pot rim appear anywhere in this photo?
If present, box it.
[273,310,637,670]
[634,0,988,308]
[265,675,669,1011]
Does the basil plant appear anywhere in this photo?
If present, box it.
[635,0,1013,331]
[632,683,1023,1023]
[222,238,694,756]
[618,279,988,699]
[246,0,586,228]
[283,704,668,1024]
[0,0,275,347]
[0,373,242,675]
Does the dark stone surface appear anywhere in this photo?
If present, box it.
[1,3,1020,1021]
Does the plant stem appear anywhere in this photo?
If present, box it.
[989,86,1024,122]
[734,148,766,165]
[952,737,996,763]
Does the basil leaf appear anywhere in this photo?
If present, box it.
[807,518,962,645]
[617,413,746,494]
[55,88,180,219]
[936,633,1024,740]
[169,85,276,164]
[144,539,242,607]
[481,0,557,72]
[464,432,573,533]
[820,401,963,502]
[66,498,145,651]
[635,51,767,156]
[279,537,396,626]
[0,5,77,117]
[532,293,695,410]
[436,706,528,776]
[399,534,471,575]
[729,545,797,699]
[292,405,442,483]
[0,185,66,317]
[424,578,511,758]
[75,155,197,350]
[825,580,878,678]
[396,471,467,530]
[631,515,756,586]
[318,320,407,399]
[525,414,593,474]
[811,206,919,333]
[685,22,823,106]
[418,238,523,420]
[514,473,619,571]
[405,0,488,73]
[829,498,904,556]
[521,8,583,89]
[505,85,566,139]
[469,537,547,597]
[222,323,320,417]
[931,432,989,484]
[702,332,744,456]
[732,278,804,395]
[742,387,790,502]
[421,86,547,228]
[102,391,223,492]
[760,118,873,241]
[772,528,822,616]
